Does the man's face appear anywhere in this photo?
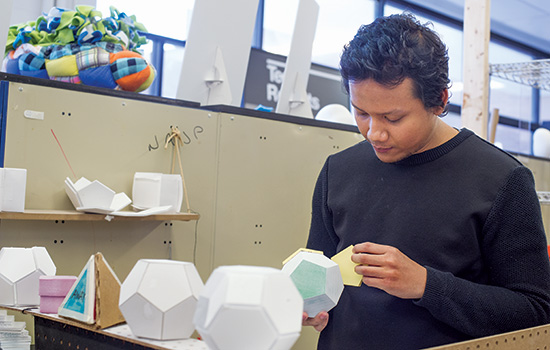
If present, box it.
[350,78,443,163]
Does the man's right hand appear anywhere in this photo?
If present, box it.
[302,311,329,332]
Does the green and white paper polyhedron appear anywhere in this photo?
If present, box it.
[282,251,344,317]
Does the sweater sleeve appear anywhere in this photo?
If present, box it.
[415,166,550,337]
[307,159,339,258]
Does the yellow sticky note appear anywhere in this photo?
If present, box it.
[282,248,323,266]
[331,245,362,287]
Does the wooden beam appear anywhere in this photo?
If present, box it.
[462,0,491,139]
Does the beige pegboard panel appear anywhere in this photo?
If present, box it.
[426,324,550,350]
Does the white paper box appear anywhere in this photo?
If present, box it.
[132,172,183,213]
[0,247,56,306]
[282,251,344,317]
[64,177,131,214]
[0,168,27,212]
[193,265,303,350]
[119,259,204,340]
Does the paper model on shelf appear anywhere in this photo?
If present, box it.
[132,172,183,213]
[0,168,27,212]
[0,247,56,306]
[58,253,125,329]
[193,265,303,350]
[331,245,363,287]
[107,206,173,217]
[119,259,204,340]
[65,177,131,214]
[282,250,344,317]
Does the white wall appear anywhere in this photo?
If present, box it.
[9,0,97,26]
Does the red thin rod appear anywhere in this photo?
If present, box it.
[51,129,77,180]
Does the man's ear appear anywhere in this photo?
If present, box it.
[434,88,449,116]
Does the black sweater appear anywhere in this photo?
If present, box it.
[307,128,550,349]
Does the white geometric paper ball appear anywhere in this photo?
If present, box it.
[119,259,204,340]
[282,251,344,317]
[0,247,56,306]
[315,104,355,125]
[193,265,303,350]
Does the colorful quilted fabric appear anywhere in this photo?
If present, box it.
[2,5,155,93]
[76,47,110,71]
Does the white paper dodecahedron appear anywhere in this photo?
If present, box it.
[0,247,56,306]
[282,251,344,317]
[119,259,204,340]
[193,265,303,350]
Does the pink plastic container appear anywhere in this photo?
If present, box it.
[39,275,77,313]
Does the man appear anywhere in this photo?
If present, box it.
[304,13,550,349]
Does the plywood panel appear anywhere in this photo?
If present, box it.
[213,112,362,269]
[0,81,220,281]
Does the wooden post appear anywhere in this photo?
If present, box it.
[489,108,500,144]
[462,0,491,139]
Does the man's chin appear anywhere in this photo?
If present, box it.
[375,151,407,163]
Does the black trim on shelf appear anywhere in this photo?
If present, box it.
[0,72,200,109]
[202,104,360,133]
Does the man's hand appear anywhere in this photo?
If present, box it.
[302,311,329,332]
[352,242,427,299]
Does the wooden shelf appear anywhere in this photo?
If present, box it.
[1,306,207,350]
[0,209,199,222]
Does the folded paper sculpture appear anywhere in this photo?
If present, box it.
[0,168,27,212]
[282,250,344,317]
[119,259,204,340]
[65,177,131,214]
[0,247,56,306]
[193,265,303,350]
[132,172,183,213]
[58,252,125,329]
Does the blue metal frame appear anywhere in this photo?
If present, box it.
[141,32,186,98]
[252,0,265,49]
[0,81,9,167]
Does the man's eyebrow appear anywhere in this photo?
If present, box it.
[351,101,404,116]
[350,102,366,113]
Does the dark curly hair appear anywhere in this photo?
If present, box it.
[340,13,451,113]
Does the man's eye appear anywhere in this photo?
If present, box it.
[385,116,401,123]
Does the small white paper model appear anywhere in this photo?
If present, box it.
[282,251,344,317]
[132,172,183,213]
[193,265,303,350]
[58,254,97,324]
[64,177,131,214]
[119,259,204,340]
[0,168,27,212]
[0,247,56,306]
